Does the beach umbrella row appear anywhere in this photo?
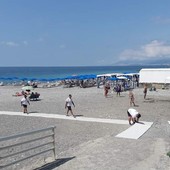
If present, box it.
[0,73,139,82]
[58,74,97,80]
[0,74,97,82]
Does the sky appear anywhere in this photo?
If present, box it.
[1,0,170,66]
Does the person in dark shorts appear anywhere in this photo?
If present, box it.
[21,94,30,114]
[116,84,121,96]
[127,108,141,125]
[65,94,76,118]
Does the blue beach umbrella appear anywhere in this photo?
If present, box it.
[4,77,14,80]
[8,77,19,80]
[54,78,62,81]
[57,77,65,81]
[46,78,56,82]
[64,75,77,80]
[79,74,97,80]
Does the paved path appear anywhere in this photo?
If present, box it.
[0,111,153,139]
[0,111,129,124]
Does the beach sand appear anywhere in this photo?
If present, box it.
[0,85,170,169]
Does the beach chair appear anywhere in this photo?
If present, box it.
[29,92,40,101]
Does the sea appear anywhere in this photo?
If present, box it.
[0,65,169,82]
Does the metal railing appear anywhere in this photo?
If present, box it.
[0,126,56,169]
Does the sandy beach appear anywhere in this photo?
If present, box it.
[0,85,170,170]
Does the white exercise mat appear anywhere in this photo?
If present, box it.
[116,122,153,139]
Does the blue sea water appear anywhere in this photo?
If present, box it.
[0,65,169,81]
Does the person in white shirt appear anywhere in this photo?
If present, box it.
[65,94,76,118]
[127,108,141,125]
[21,94,30,114]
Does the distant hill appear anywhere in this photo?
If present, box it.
[113,57,170,66]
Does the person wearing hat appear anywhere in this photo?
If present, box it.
[127,108,141,125]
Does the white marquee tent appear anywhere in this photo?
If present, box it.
[139,68,170,84]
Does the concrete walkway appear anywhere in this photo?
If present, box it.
[0,111,153,140]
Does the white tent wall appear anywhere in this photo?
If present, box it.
[139,68,170,84]
[165,77,170,83]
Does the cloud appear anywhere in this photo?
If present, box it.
[0,41,19,47]
[153,16,170,24]
[119,40,170,62]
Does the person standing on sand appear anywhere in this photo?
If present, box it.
[116,84,121,96]
[129,89,135,106]
[143,84,147,99]
[104,83,110,97]
[65,94,76,118]
[21,94,30,114]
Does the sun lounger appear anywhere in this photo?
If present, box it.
[29,92,40,100]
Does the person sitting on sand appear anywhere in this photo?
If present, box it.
[13,92,23,96]
[127,108,141,125]
[65,94,76,118]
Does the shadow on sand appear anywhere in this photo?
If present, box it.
[28,111,39,114]
[35,156,76,170]
[75,114,84,117]
[136,121,145,125]
[143,98,155,103]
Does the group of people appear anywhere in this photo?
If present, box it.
[64,92,143,125]
[127,84,148,125]
[20,84,147,124]
[103,83,148,125]
[20,93,76,118]
[104,83,122,97]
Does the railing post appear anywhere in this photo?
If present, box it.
[52,127,56,160]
